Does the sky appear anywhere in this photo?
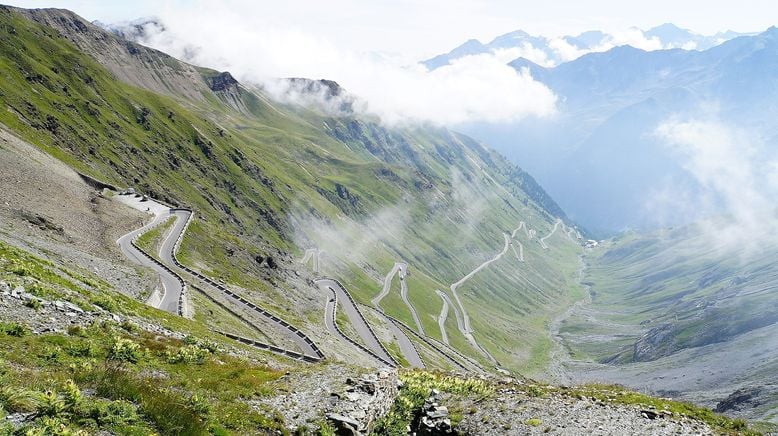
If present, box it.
[6,0,776,58]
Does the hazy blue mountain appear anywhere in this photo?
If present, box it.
[459,27,778,235]
[423,39,488,69]
[422,24,750,70]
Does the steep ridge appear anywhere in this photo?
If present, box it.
[0,6,582,373]
[15,7,212,101]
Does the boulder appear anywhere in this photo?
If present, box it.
[326,413,360,436]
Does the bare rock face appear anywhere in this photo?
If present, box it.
[13,6,212,101]
[208,71,239,93]
[631,323,675,362]
[715,387,763,413]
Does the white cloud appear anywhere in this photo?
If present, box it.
[133,5,557,126]
[491,44,554,67]
[607,28,664,51]
[654,118,778,250]
[548,37,590,63]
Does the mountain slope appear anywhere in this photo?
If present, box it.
[0,5,583,372]
[462,27,778,234]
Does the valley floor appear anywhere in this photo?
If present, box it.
[545,242,778,428]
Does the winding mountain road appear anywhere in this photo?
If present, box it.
[369,262,427,364]
[448,233,512,364]
[540,219,563,249]
[510,241,524,262]
[371,308,425,368]
[372,262,405,308]
[323,286,394,366]
[435,289,465,345]
[116,195,186,315]
[509,222,527,262]
[450,233,511,336]
[398,267,425,335]
[117,193,324,361]
[445,220,545,364]
[300,248,321,273]
[316,278,395,365]
[436,290,450,344]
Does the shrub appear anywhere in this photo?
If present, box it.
[524,384,546,397]
[184,336,219,354]
[0,322,29,337]
[108,337,144,364]
[25,298,43,310]
[61,380,82,412]
[35,390,65,418]
[67,341,96,358]
[315,420,337,436]
[188,394,211,417]
[11,263,31,276]
[85,367,210,434]
[526,418,542,427]
[167,344,210,364]
[120,320,137,333]
[91,296,118,312]
[40,345,62,362]
[88,399,139,426]
[66,325,87,337]
[0,386,36,412]
[23,416,88,436]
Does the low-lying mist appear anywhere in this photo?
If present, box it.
[121,8,557,126]
[649,113,778,254]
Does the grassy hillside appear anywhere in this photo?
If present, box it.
[0,239,300,434]
[0,6,583,370]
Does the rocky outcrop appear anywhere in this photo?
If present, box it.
[413,390,453,435]
[208,71,239,93]
[326,370,399,435]
[0,281,184,340]
[254,367,398,434]
[453,384,715,435]
[715,387,763,413]
[630,323,675,362]
[207,71,253,114]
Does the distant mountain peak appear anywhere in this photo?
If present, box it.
[422,24,750,70]
[647,23,692,33]
[494,29,530,40]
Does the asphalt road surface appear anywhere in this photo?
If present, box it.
[317,278,395,364]
[116,195,184,314]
